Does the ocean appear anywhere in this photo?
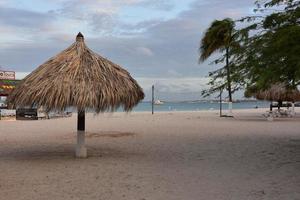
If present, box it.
[128,101,270,112]
[0,100,271,114]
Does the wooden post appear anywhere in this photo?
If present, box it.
[228,101,233,116]
[152,85,154,115]
[77,110,85,131]
[270,103,273,112]
[76,110,87,158]
[219,89,222,117]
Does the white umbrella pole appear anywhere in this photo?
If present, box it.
[291,102,295,116]
[76,110,87,158]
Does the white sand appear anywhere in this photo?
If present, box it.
[0,109,300,200]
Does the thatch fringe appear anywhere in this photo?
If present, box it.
[254,84,300,102]
[7,33,144,112]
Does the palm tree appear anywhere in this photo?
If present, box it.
[199,18,238,114]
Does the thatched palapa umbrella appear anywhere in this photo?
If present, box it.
[246,83,300,114]
[8,33,144,158]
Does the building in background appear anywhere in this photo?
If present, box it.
[0,70,20,108]
[0,70,20,120]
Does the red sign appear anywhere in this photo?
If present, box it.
[0,71,15,80]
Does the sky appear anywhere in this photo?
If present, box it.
[0,0,256,101]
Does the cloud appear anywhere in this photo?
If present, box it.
[136,47,154,57]
[135,0,175,11]
[119,19,162,33]
[166,69,181,77]
[137,77,210,101]
[15,72,29,79]
[0,0,9,6]
[0,6,53,28]
[90,12,116,33]
[47,0,182,35]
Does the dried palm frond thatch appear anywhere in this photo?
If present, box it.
[7,33,144,112]
[255,84,300,102]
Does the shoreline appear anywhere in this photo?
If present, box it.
[0,107,293,120]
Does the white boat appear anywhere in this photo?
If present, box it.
[154,100,164,105]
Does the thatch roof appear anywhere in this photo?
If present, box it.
[254,84,300,102]
[7,33,144,112]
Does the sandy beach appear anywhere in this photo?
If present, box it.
[0,109,300,200]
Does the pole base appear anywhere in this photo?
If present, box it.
[75,146,87,158]
[76,130,87,158]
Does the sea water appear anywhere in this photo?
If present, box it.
[66,101,270,113]
[129,101,270,112]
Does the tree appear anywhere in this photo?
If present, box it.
[238,0,300,98]
[199,18,241,114]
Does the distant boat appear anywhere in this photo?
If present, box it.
[154,100,164,105]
